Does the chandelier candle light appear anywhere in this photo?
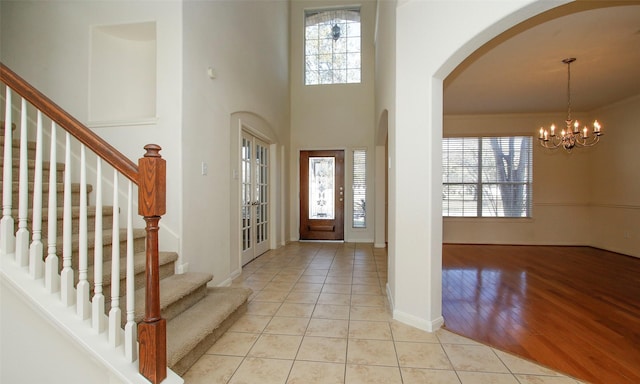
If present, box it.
[538,58,603,152]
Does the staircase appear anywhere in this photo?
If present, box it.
[1,65,251,383]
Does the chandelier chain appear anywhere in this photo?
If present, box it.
[566,59,572,122]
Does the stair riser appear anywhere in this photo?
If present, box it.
[0,122,16,134]
[157,285,208,323]
[1,162,66,183]
[110,268,193,327]
[8,183,90,209]
[48,234,146,270]
[0,141,37,160]
[97,260,176,311]
[171,300,249,376]
[13,208,115,239]
[78,258,176,321]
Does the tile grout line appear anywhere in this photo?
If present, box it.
[282,258,308,384]
[187,243,586,383]
[343,243,354,383]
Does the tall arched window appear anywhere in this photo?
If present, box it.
[304,8,361,85]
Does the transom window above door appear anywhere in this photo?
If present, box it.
[304,7,361,85]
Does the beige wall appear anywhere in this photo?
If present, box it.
[589,95,640,257]
[442,94,640,258]
[0,0,184,251]
[442,113,591,246]
[373,1,396,248]
[289,0,376,243]
[181,1,290,284]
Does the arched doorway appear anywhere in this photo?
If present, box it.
[439,3,640,382]
[388,0,572,330]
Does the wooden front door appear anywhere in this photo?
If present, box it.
[299,150,344,240]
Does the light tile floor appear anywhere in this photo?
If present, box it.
[184,242,584,384]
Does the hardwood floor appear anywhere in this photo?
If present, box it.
[442,244,640,384]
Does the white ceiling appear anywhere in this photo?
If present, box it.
[444,2,640,115]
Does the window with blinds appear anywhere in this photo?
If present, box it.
[353,149,366,228]
[443,136,532,218]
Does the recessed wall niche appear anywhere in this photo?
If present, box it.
[89,22,157,125]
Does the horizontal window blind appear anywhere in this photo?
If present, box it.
[353,149,366,228]
[443,136,532,218]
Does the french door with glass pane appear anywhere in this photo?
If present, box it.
[299,150,344,240]
[241,132,270,265]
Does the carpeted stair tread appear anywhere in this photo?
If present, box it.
[6,181,91,193]
[0,139,36,158]
[87,251,178,287]
[13,206,114,235]
[134,272,213,323]
[0,121,17,132]
[12,205,114,219]
[43,228,147,257]
[0,159,66,180]
[166,287,252,368]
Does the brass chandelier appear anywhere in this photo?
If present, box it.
[538,58,603,152]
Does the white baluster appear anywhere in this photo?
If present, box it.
[108,171,121,347]
[92,158,105,333]
[45,122,59,293]
[77,145,90,319]
[15,98,29,265]
[124,180,137,361]
[60,132,74,306]
[1,87,15,256]
[29,111,44,279]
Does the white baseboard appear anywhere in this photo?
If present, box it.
[215,276,232,287]
[216,268,242,287]
[176,262,189,274]
[374,242,386,248]
[230,268,242,281]
[393,310,444,332]
[1,253,183,384]
[386,283,444,332]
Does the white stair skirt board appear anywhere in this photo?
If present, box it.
[1,252,183,384]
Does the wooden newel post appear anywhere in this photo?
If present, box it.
[137,144,167,384]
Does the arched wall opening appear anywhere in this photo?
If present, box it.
[389,0,573,331]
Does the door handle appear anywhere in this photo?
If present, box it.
[252,201,260,206]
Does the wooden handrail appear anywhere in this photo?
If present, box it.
[0,63,139,183]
